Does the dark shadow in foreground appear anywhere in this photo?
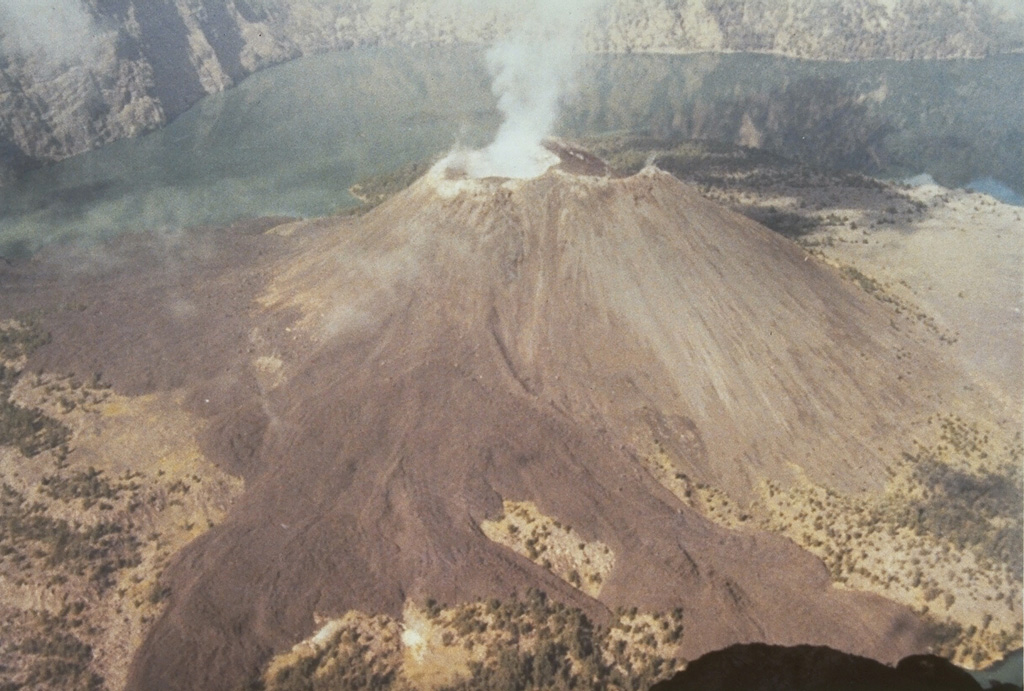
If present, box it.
[650,644,1023,691]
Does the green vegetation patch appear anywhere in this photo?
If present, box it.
[0,321,69,457]
[40,467,124,509]
[259,590,686,691]
[748,413,1023,666]
[11,611,104,691]
[0,482,141,589]
[832,263,956,343]
[579,133,789,179]
[0,365,70,457]
[839,265,883,295]
[576,133,928,240]
[347,160,434,213]
[741,206,820,239]
[896,427,1023,576]
[0,318,50,362]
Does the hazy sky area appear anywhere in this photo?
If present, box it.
[0,0,100,67]
[991,0,1024,16]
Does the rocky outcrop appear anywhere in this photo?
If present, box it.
[0,0,297,183]
[598,0,1024,59]
[0,0,1021,183]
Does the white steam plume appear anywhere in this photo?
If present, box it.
[0,0,101,69]
[441,0,605,179]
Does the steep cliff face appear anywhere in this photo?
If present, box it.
[0,0,298,183]
[0,0,1021,184]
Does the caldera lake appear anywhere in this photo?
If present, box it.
[1,47,1021,256]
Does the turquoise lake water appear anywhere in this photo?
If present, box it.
[1,48,1020,256]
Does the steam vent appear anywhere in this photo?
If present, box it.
[3,144,1017,690]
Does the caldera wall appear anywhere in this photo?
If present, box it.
[1,0,1022,184]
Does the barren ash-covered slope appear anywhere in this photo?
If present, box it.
[1,148,1017,689]
[126,155,987,688]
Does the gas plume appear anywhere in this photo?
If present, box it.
[440,0,605,179]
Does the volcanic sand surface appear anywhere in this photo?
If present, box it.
[805,185,1023,403]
